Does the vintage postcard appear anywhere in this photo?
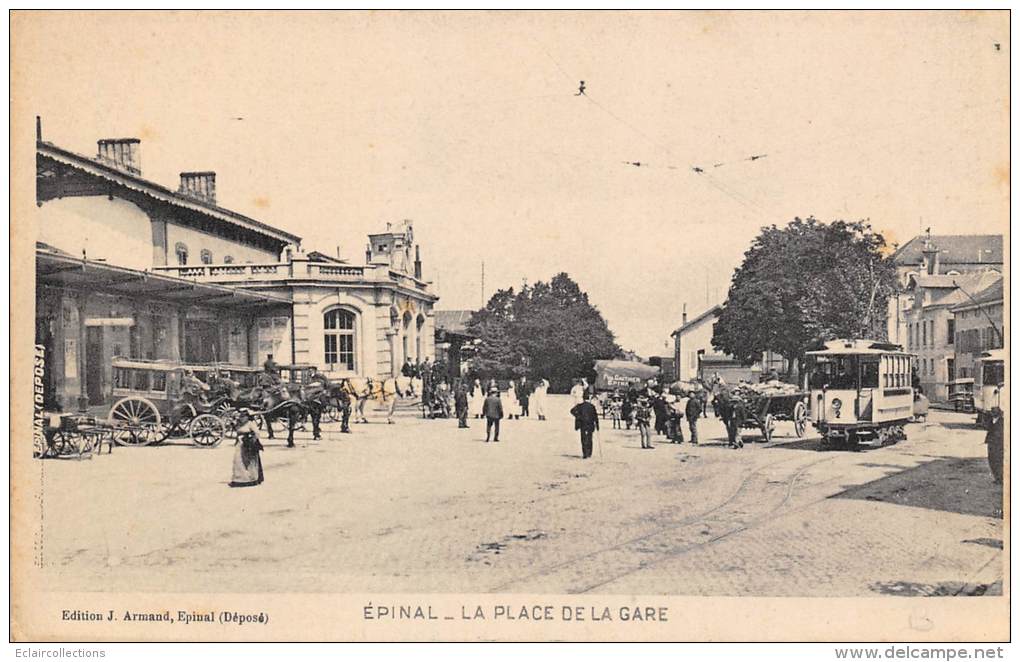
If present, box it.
[10,10,1009,643]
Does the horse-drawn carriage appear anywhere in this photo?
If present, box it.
[107,358,259,447]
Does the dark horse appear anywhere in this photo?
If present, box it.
[237,383,307,448]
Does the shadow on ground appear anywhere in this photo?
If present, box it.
[832,456,1003,519]
[870,579,1002,597]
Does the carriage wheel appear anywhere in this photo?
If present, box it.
[108,397,162,446]
[762,414,775,443]
[793,401,808,438]
[50,431,75,456]
[190,414,226,448]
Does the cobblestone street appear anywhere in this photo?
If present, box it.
[36,396,1003,597]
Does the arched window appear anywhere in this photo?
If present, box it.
[200,249,213,265]
[175,242,189,265]
[324,308,357,371]
[223,255,234,264]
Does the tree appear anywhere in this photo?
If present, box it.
[711,217,897,379]
[466,273,622,391]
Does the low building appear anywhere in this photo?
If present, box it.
[434,310,477,380]
[951,277,1004,381]
[35,123,441,410]
[35,129,298,410]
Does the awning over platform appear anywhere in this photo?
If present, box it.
[36,247,292,309]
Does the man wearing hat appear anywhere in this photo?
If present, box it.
[454,383,470,429]
[570,391,600,459]
[482,387,503,442]
[259,355,282,389]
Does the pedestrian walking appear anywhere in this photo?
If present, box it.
[455,384,470,428]
[469,379,484,418]
[229,410,264,488]
[533,378,549,421]
[634,392,653,449]
[609,389,623,429]
[483,387,504,442]
[652,389,668,437]
[507,380,520,420]
[685,391,702,444]
[569,391,600,459]
[570,379,584,405]
[518,377,531,417]
[622,387,635,429]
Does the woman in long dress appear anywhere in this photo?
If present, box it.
[230,411,264,488]
[506,381,520,420]
[531,379,546,421]
[470,379,485,418]
[570,380,584,405]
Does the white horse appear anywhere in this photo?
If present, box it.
[341,376,415,424]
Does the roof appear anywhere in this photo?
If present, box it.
[37,141,302,247]
[435,309,475,335]
[916,271,1002,309]
[305,251,348,264]
[892,234,1003,266]
[806,339,909,356]
[951,277,1004,312]
[37,246,292,308]
[671,304,723,336]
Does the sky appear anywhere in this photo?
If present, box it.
[13,11,1009,356]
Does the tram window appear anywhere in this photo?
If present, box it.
[114,368,131,389]
[860,361,879,388]
[983,363,1004,386]
[133,371,150,391]
[152,372,167,392]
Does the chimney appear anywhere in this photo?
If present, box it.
[365,244,372,264]
[922,242,939,275]
[97,138,141,174]
[682,302,688,326]
[414,245,422,279]
[178,172,216,204]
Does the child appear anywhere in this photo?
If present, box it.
[634,393,653,449]
[609,390,623,429]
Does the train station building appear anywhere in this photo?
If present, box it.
[34,124,437,411]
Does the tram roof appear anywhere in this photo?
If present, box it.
[805,339,910,357]
[978,349,1005,363]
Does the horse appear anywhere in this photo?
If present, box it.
[249,383,305,447]
[339,376,414,424]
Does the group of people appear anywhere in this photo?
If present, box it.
[597,384,707,451]
[451,377,552,437]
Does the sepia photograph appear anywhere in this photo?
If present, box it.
[9,9,1009,644]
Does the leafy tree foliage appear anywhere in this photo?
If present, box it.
[466,273,621,391]
[711,217,896,378]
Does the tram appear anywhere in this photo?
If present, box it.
[804,339,915,450]
[974,349,1005,429]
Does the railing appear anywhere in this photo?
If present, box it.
[152,260,431,292]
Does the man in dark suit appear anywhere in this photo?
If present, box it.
[570,391,600,459]
[482,388,503,442]
[455,384,470,429]
[685,392,703,444]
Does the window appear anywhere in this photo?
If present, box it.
[324,308,356,371]
[200,249,213,265]
[175,242,189,265]
[223,255,234,264]
[947,319,954,344]
[922,321,927,347]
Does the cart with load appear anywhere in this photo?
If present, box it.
[731,382,809,442]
